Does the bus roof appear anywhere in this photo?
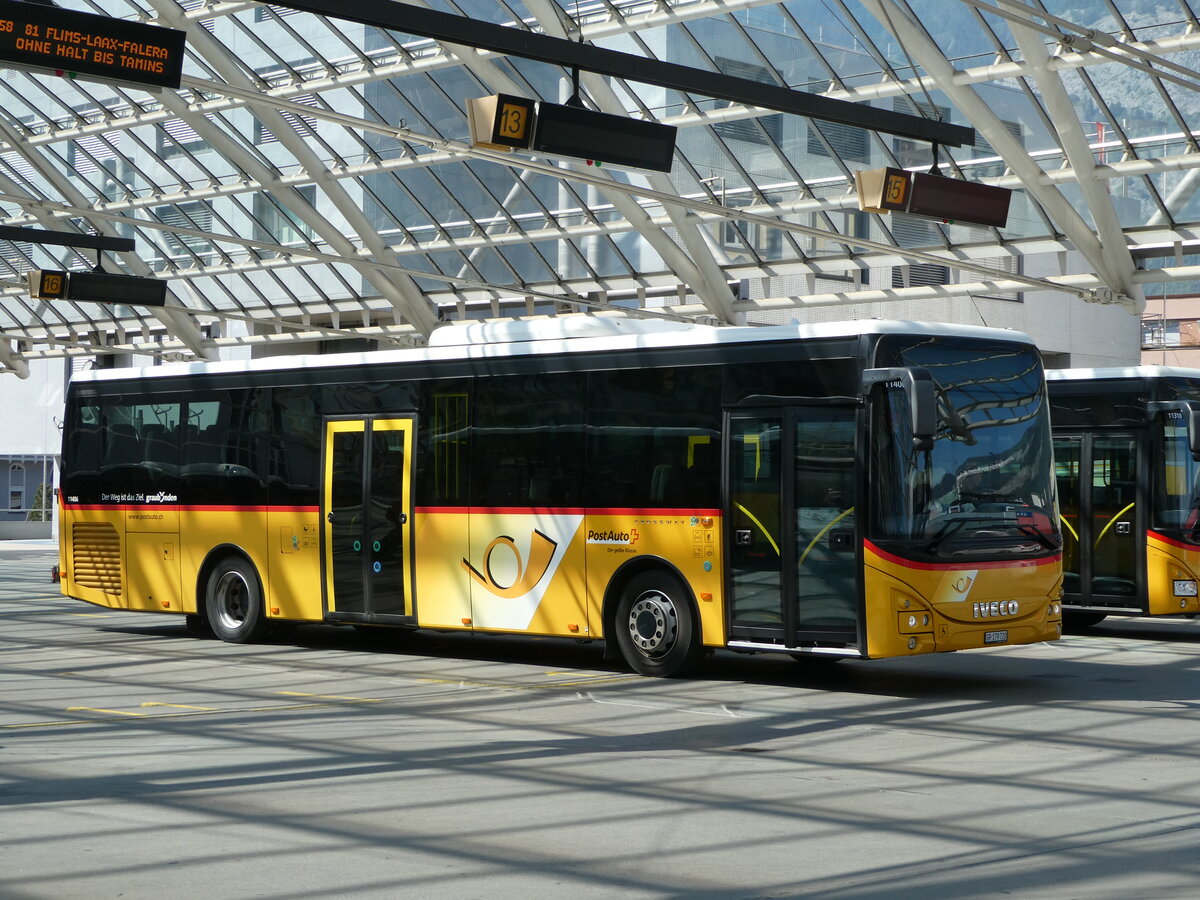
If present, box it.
[72,317,1036,384]
[1046,365,1200,382]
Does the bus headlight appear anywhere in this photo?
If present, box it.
[908,615,917,628]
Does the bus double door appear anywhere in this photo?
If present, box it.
[1053,432,1142,609]
[322,417,415,621]
[727,407,859,648]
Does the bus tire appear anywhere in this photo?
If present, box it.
[205,556,269,644]
[614,571,702,677]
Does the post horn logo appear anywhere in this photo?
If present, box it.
[462,530,558,598]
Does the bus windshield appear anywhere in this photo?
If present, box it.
[1154,415,1200,543]
[870,336,1060,561]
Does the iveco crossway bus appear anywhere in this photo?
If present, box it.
[58,318,1063,675]
[1048,366,1200,628]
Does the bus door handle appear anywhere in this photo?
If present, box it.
[327,512,334,523]
[828,530,855,552]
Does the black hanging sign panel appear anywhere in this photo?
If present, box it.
[0,0,186,90]
[907,172,1012,229]
[533,102,677,172]
[66,272,168,307]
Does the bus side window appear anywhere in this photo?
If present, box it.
[63,412,102,500]
[67,422,102,472]
[271,388,321,505]
[103,423,140,466]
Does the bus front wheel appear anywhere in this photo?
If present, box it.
[614,571,702,677]
[205,556,269,644]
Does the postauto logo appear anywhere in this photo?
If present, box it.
[461,530,558,599]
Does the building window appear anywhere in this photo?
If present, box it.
[808,119,870,163]
[1143,319,1200,349]
[892,263,950,288]
[892,100,951,170]
[253,186,317,245]
[158,117,210,159]
[890,209,951,286]
[254,96,320,145]
[155,201,215,261]
[718,196,783,260]
[0,240,33,275]
[255,4,304,22]
[10,490,22,511]
[712,58,783,146]
[68,134,120,177]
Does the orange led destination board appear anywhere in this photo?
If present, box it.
[0,0,185,90]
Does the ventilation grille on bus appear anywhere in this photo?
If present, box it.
[71,523,122,594]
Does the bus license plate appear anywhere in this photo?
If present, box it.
[984,630,1009,644]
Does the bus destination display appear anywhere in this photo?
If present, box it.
[0,0,185,90]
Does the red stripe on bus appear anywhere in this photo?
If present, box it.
[61,504,318,513]
[865,539,1061,571]
[1147,529,1200,550]
[413,506,721,516]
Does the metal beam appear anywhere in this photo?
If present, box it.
[268,0,974,146]
[0,226,134,252]
[1007,16,1143,311]
[0,338,28,378]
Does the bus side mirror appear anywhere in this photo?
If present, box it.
[1147,400,1200,461]
[863,366,937,452]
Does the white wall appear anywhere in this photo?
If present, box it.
[0,358,67,456]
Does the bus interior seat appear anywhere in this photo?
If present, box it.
[69,425,102,470]
[184,426,225,466]
[141,424,178,467]
[103,424,140,465]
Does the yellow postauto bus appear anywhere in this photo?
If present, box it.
[1047,366,1200,628]
[58,318,1063,676]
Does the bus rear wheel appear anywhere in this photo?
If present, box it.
[205,556,269,644]
[614,571,701,677]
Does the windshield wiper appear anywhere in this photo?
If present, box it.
[925,516,1057,554]
[1016,523,1060,551]
[926,518,969,552]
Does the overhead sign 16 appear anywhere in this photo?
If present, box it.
[27,269,67,300]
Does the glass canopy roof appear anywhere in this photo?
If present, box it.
[2,0,1199,375]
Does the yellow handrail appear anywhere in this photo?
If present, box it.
[799,507,856,568]
[1093,502,1135,548]
[1059,514,1079,543]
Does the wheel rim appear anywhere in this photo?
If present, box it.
[213,570,251,630]
[627,589,678,657]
